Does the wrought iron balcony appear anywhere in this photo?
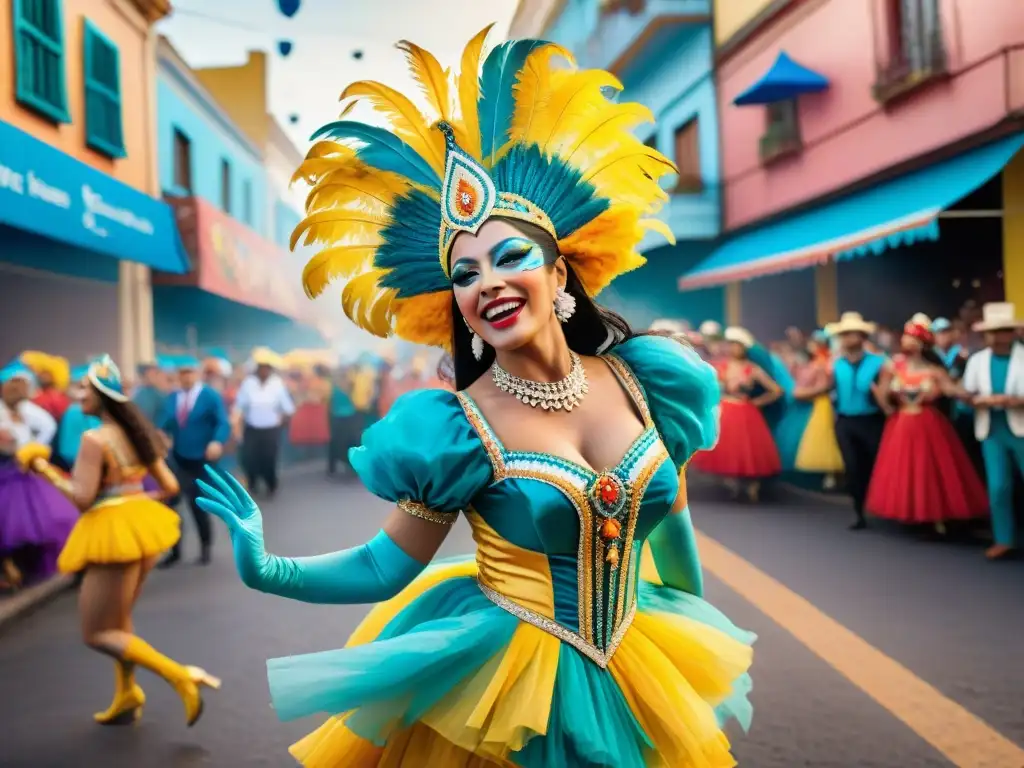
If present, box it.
[872,4,948,105]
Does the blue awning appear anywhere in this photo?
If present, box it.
[679,133,1024,290]
[733,52,829,106]
[0,120,189,273]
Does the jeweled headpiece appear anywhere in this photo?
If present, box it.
[88,355,128,402]
[293,27,676,349]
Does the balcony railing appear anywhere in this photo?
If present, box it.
[873,2,948,104]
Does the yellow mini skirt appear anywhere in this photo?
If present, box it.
[57,495,181,573]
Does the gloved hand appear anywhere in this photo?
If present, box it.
[195,467,271,588]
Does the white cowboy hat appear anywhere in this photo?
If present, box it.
[824,311,876,337]
[908,312,932,328]
[972,302,1024,332]
[649,319,684,334]
[724,326,756,349]
[699,320,723,338]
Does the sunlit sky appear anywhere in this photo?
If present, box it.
[158,0,519,153]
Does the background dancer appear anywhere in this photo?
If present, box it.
[23,355,218,726]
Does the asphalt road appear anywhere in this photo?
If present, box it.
[0,471,1021,768]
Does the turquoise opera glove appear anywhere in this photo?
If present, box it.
[646,505,704,598]
[195,466,424,604]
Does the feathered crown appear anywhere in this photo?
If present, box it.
[88,355,128,402]
[293,25,677,349]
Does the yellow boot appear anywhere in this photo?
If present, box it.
[94,661,146,725]
[122,637,220,727]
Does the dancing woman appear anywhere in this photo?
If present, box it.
[23,356,219,726]
[691,327,783,501]
[865,318,988,526]
[197,28,755,767]
[792,331,844,476]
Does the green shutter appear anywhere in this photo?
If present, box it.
[83,20,124,158]
[12,0,69,122]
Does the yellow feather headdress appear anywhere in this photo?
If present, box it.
[293,25,676,350]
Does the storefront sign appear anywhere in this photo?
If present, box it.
[158,196,311,322]
[0,120,189,273]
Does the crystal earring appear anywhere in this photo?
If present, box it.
[465,318,485,361]
[554,286,576,323]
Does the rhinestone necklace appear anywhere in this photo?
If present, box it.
[492,351,589,411]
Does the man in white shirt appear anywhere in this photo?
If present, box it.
[233,355,295,498]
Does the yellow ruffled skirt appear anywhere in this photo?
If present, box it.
[57,495,181,573]
[794,396,844,473]
[268,556,755,768]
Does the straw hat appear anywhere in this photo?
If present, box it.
[972,302,1024,332]
[724,326,756,349]
[824,311,876,337]
[251,347,285,369]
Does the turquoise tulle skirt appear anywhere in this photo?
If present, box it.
[266,556,755,767]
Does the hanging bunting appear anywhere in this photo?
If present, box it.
[278,40,293,56]
[277,0,300,18]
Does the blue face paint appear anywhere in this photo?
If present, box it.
[450,236,549,288]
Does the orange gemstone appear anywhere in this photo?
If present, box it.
[455,179,477,216]
[600,518,621,540]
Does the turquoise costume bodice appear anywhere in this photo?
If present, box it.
[349,335,719,667]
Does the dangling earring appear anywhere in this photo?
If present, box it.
[554,286,576,323]
[465,318,485,361]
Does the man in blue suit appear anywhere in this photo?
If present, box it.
[159,357,230,566]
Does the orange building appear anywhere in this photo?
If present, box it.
[0,0,187,371]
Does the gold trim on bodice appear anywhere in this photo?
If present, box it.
[455,353,670,666]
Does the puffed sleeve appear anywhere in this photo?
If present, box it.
[348,389,493,519]
[611,335,720,468]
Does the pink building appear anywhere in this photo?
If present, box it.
[681,0,1024,335]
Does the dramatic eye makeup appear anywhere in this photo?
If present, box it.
[491,237,545,273]
[450,258,480,287]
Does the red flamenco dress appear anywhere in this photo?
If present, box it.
[866,358,988,524]
[288,376,331,446]
[691,363,782,478]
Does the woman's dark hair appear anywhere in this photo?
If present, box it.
[93,386,167,466]
[441,219,638,391]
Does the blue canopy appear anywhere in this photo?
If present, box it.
[680,132,1024,290]
[734,52,829,106]
[0,119,190,273]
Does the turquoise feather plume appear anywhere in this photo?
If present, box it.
[477,40,547,165]
[310,121,441,190]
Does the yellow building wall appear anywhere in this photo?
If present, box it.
[0,0,155,193]
[194,52,269,150]
[714,0,778,46]
[1003,150,1024,308]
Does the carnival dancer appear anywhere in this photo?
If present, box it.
[56,366,102,470]
[158,357,230,567]
[826,312,889,530]
[21,351,72,422]
[0,362,77,588]
[793,331,844,477]
[691,327,782,501]
[962,302,1024,560]
[698,320,725,369]
[289,363,332,449]
[198,28,754,767]
[21,355,219,725]
[865,317,987,528]
[233,349,294,498]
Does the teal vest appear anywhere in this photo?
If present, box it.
[834,353,885,416]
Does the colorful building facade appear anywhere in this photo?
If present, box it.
[151,38,325,356]
[0,0,187,370]
[535,0,726,329]
[680,0,1024,336]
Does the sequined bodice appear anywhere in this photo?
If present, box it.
[454,355,677,667]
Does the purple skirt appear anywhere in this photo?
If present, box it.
[0,459,78,574]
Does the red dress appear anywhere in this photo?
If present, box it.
[289,377,331,445]
[866,359,987,524]
[690,363,782,479]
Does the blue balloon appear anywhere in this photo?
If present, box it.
[277,0,300,17]
[278,40,293,57]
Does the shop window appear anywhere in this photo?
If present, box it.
[83,21,124,158]
[242,180,253,225]
[172,129,192,193]
[12,0,69,123]
[759,99,802,164]
[220,159,232,213]
[873,0,946,104]
[673,118,703,193]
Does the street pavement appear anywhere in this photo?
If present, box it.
[1,472,1022,767]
